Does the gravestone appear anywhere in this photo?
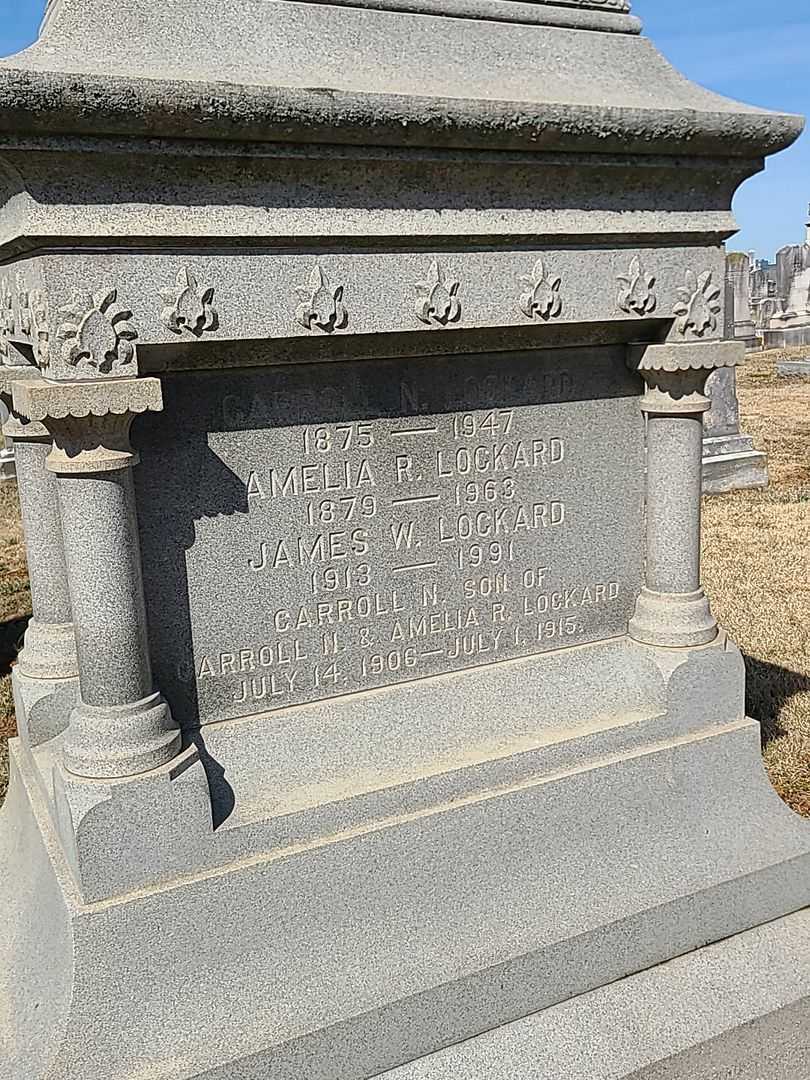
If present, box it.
[762,217,810,348]
[700,252,766,496]
[2,2,810,1078]
[724,251,758,349]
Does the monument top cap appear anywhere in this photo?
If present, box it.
[0,0,802,159]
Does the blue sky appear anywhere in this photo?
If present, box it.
[0,0,807,259]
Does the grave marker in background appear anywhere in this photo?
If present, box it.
[701,252,767,494]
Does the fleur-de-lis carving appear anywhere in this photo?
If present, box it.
[414,261,461,326]
[31,289,49,367]
[519,258,563,321]
[56,289,137,375]
[296,265,347,333]
[160,267,217,335]
[617,256,657,316]
[674,270,722,338]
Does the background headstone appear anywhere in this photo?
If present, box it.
[702,252,768,494]
[761,208,810,349]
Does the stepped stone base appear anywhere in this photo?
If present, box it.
[382,907,810,1080]
[777,359,810,377]
[702,434,768,495]
[762,326,810,349]
[2,634,810,1080]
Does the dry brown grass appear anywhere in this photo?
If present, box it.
[703,347,810,817]
[0,350,809,816]
[0,481,29,800]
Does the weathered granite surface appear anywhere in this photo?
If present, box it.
[0,1,808,1078]
[133,348,644,727]
[380,907,810,1080]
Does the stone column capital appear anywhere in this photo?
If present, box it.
[0,367,51,440]
[10,377,164,474]
[627,340,744,416]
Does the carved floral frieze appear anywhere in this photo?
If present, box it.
[617,256,657,317]
[160,267,217,335]
[674,270,722,338]
[415,261,461,326]
[296,265,347,333]
[0,249,726,372]
[56,289,137,376]
[519,258,563,321]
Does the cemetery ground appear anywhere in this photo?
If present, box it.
[0,350,809,815]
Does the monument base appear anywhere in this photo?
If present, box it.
[762,325,810,349]
[381,906,810,1080]
[11,666,77,749]
[735,333,759,352]
[777,359,810,377]
[702,433,768,495]
[3,635,810,1080]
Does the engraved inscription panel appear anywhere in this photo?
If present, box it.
[134,348,644,727]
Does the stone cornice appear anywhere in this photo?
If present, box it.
[278,0,638,33]
[0,364,42,398]
[11,376,163,423]
[627,341,744,417]
[0,365,51,440]
[0,68,800,160]
[10,376,165,474]
[628,340,745,374]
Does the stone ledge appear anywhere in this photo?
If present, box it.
[0,69,801,160]
[11,376,163,422]
[629,339,745,373]
[0,364,43,397]
[379,906,810,1080]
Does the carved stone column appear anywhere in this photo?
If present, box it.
[5,413,77,675]
[0,369,78,743]
[627,341,743,648]
[12,377,180,778]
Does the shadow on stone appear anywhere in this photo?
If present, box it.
[0,613,29,678]
[132,377,251,731]
[188,728,235,830]
[743,653,810,747]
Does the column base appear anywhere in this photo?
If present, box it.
[628,587,718,648]
[50,742,213,902]
[61,690,182,779]
[11,665,77,749]
[16,618,78,681]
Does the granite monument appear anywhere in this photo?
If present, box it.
[1,1,810,1078]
